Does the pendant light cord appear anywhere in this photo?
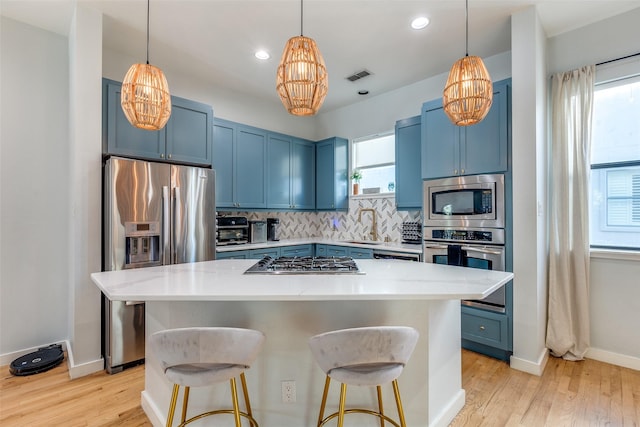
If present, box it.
[465,0,469,57]
[146,0,150,64]
[300,0,304,36]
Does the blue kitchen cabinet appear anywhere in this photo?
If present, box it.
[395,115,422,210]
[216,250,249,259]
[324,245,349,257]
[348,248,373,259]
[280,244,313,257]
[103,78,213,166]
[422,79,510,179]
[213,119,267,209]
[315,244,327,256]
[316,137,349,211]
[249,248,281,259]
[267,134,315,210]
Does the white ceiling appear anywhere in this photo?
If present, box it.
[2,0,640,113]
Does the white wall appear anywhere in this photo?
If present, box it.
[0,17,70,361]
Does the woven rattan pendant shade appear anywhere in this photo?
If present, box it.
[121,63,171,131]
[443,55,492,126]
[276,35,328,116]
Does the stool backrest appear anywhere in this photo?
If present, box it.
[150,327,265,371]
[308,326,419,374]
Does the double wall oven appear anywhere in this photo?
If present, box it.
[423,173,507,313]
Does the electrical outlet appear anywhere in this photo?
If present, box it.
[281,380,296,403]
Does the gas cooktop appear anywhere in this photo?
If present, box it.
[243,256,364,275]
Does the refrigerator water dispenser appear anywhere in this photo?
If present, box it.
[124,222,160,267]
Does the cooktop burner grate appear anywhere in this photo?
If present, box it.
[244,256,364,275]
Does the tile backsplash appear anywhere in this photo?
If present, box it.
[220,197,421,244]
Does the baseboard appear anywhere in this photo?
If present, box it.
[141,390,164,427]
[429,389,466,427]
[587,347,640,371]
[510,347,549,376]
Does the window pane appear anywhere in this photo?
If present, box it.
[591,80,640,165]
[359,165,396,193]
[354,134,394,168]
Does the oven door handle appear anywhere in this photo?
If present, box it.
[423,244,448,250]
[461,246,503,255]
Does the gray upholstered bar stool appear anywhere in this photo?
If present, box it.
[308,326,419,427]
[149,327,265,427]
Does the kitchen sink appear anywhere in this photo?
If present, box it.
[341,240,384,245]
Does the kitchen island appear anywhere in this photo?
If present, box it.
[91,258,513,427]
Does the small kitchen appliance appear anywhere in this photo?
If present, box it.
[267,218,280,241]
[248,220,267,243]
[216,216,249,245]
[244,256,363,275]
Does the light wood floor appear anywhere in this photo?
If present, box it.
[1,350,639,426]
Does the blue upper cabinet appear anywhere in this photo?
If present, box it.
[266,134,315,210]
[316,137,348,211]
[395,115,422,210]
[212,120,267,209]
[102,78,213,167]
[422,79,510,179]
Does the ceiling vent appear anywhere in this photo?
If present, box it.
[346,70,372,82]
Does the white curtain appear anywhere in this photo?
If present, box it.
[546,65,595,361]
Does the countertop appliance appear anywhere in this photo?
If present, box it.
[103,157,215,373]
[244,256,363,275]
[423,174,505,229]
[267,217,280,241]
[248,220,267,243]
[423,173,507,313]
[216,216,249,245]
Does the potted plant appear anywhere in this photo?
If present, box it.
[350,170,362,195]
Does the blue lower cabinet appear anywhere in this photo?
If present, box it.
[325,245,349,257]
[249,248,281,259]
[315,244,327,256]
[216,251,249,259]
[280,245,313,257]
[461,306,509,351]
[348,248,373,259]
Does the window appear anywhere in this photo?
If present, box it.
[590,74,640,250]
[352,132,395,194]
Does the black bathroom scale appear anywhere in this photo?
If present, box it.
[9,344,64,376]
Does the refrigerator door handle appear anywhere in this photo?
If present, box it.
[173,186,181,264]
[162,186,171,265]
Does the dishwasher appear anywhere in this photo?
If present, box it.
[372,249,421,262]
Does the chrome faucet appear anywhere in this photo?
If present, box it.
[358,208,378,241]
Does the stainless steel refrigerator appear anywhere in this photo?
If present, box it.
[102,156,216,373]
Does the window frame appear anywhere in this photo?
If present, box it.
[350,131,396,197]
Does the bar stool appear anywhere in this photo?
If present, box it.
[149,327,265,427]
[308,326,419,427]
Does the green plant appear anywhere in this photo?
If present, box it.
[350,169,362,183]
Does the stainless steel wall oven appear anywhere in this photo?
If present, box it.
[423,174,507,313]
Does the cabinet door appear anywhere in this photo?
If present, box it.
[267,134,292,209]
[236,126,267,208]
[395,116,422,210]
[463,82,509,175]
[315,141,335,209]
[281,244,313,257]
[249,248,281,259]
[348,248,373,259]
[315,244,327,256]
[216,251,249,259]
[292,139,315,209]
[421,101,460,179]
[213,120,235,208]
[165,97,213,166]
[325,245,348,257]
[104,79,165,161]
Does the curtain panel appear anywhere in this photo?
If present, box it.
[546,65,595,360]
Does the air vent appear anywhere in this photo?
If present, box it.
[346,70,371,82]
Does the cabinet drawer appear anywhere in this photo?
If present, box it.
[249,248,281,259]
[348,248,373,259]
[326,245,348,257]
[280,245,313,257]
[461,309,508,350]
[216,251,249,259]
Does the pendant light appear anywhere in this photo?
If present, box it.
[276,0,328,116]
[443,0,492,126]
[121,0,171,131]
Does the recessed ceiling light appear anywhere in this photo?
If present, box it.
[411,16,430,30]
[255,50,270,60]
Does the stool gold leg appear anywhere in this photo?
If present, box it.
[180,386,190,424]
[229,377,242,427]
[377,385,385,427]
[317,375,331,427]
[391,380,407,427]
[166,384,180,427]
[240,372,254,419]
[337,383,348,427]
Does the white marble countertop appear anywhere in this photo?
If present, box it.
[215,237,423,254]
[91,259,513,302]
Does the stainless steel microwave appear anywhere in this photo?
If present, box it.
[423,174,505,229]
